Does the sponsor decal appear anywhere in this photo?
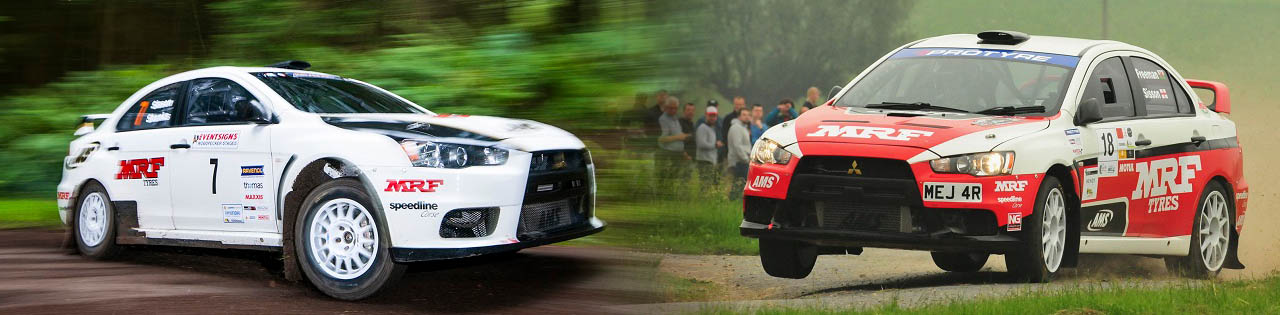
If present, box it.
[1236,192,1249,200]
[144,112,171,123]
[994,180,1028,192]
[997,196,1023,203]
[972,117,1018,126]
[1141,88,1170,100]
[1099,160,1118,177]
[1066,128,1083,155]
[435,113,470,118]
[57,192,72,200]
[117,157,165,181]
[243,182,265,190]
[890,48,1081,67]
[384,179,444,192]
[1132,155,1200,213]
[406,122,430,131]
[388,201,439,211]
[244,194,264,200]
[507,122,540,132]
[746,172,780,191]
[1082,168,1099,201]
[1064,128,1080,136]
[192,132,239,149]
[1134,69,1166,80]
[1007,213,1023,231]
[222,204,244,223]
[806,125,933,141]
[1087,209,1114,231]
[1118,162,1134,173]
[922,182,982,202]
[240,165,265,176]
[149,99,175,109]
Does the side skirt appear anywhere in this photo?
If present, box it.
[1079,235,1190,256]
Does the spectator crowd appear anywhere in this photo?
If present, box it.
[637,87,826,199]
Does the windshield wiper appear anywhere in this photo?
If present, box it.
[974,106,1046,116]
[864,102,969,113]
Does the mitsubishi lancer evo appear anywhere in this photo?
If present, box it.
[741,31,1247,282]
[56,61,604,300]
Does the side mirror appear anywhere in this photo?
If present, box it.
[237,100,274,124]
[828,85,842,101]
[1186,79,1230,114]
[1075,98,1104,126]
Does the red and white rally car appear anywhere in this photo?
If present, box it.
[741,31,1246,282]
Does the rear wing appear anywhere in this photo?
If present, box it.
[1186,80,1230,114]
[74,114,112,136]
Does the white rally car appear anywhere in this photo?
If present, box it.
[742,31,1247,282]
[56,61,604,300]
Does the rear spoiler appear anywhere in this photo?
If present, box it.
[74,114,112,136]
[1186,80,1230,114]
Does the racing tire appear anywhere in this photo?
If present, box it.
[1005,176,1068,283]
[931,252,989,272]
[1165,181,1231,279]
[73,182,122,260]
[295,178,406,300]
[759,238,817,279]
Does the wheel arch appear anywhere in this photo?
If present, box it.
[1208,175,1245,269]
[1046,163,1081,268]
[279,156,390,281]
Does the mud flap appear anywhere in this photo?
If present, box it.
[1224,230,1245,269]
[1062,209,1080,268]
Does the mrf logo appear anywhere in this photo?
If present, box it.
[746,172,780,191]
[805,125,933,141]
[994,180,1028,192]
[385,179,444,193]
[1132,155,1201,213]
[116,158,165,180]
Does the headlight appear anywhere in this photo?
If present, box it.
[751,139,793,165]
[400,140,508,168]
[930,152,1015,176]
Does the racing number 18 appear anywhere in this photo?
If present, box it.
[1101,133,1116,156]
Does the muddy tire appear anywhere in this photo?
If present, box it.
[73,182,122,260]
[295,178,405,300]
[931,252,989,272]
[1165,181,1231,279]
[759,238,817,279]
[1005,176,1068,283]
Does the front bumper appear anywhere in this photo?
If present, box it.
[371,149,602,252]
[392,221,604,262]
[742,144,1043,253]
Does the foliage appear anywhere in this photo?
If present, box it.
[0,199,61,229]
[0,0,659,195]
[666,0,916,104]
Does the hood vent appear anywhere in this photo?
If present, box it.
[898,122,952,129]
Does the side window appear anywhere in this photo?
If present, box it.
[1130,57,1181,115]
[1173,79,1193,114]
[116,82,183,131]
[1081,57,1135,118]
[184,78,263,125]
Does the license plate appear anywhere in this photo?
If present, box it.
[922,182,982,202]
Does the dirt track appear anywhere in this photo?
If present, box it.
[0,229,661,314]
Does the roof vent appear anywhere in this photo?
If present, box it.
[977,30,1030,45]
[266,60,311,70]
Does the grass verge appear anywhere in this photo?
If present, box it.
[0,198,61,229]
[696,274,1280,314]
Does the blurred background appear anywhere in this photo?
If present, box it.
[1,1,1277,277]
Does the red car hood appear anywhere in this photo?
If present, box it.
[793,106,1050,150]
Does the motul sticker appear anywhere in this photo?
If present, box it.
[1007,212,1022,231]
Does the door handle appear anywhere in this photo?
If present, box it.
[1134,139,1152,146]
[1191,136,1207,144]
[106,146,120,151]
[170,143,191,149]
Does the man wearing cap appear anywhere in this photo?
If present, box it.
[695,105,721,183]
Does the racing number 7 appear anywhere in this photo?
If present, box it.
[209,158,218,194]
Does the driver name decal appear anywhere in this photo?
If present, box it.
[806,125,933,141]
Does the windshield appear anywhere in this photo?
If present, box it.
[252,72,427,114]
[834,48,1079,115]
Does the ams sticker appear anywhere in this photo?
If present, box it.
[746,172,780,191]
[1081,199,1128,236]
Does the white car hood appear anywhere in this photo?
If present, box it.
[319,113,584,152]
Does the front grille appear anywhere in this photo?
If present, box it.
[518,197,588,237]
[795,156,913,179]
[439,207,500,238]
[819,201,904,233]
[530,150,589,173]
